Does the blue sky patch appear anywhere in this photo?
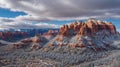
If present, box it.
[0,8,27,18]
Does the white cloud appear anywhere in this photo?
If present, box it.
[0,0,120,29]
[0,21,60,29]
[0,0,120,20]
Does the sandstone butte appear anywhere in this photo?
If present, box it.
[59,19,116,36]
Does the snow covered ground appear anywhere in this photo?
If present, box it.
[112,40,120,48]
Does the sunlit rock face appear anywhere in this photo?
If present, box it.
[47,18,120,51]
[59,18,117,36]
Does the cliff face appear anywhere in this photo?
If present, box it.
[59,19,117,36]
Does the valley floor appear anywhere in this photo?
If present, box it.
[0,41,120,67]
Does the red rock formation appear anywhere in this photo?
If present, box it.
[71,44,86,48]
[32,35,42,43]
[78,24,89,36]
[53,19,118,51]
[48,30,55,35]
[58,19,117,36]
[49,43,54,47]
[0,31,28,40]
[43,30,58,36]
[79,44,86,48]
[56,35,63,42]
[59,25,69,36]
[59,22,87,36]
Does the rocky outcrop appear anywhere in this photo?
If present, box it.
[47,30,55,35]
[0,31,28,41]
[47,18,120,51]
[42,30,58,40]
[13,34,48,50]
[85,19,116,36]
[58,18,117,36]
[32,35,43,43]
[43,30,58,36]
[59,25,69,36]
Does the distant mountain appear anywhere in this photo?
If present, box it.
[0,28,59,42]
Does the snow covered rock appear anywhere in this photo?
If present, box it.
[47,18,120,51]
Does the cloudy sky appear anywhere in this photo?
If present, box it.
[0,0,120,31]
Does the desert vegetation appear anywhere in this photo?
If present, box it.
[0,44,120,67]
